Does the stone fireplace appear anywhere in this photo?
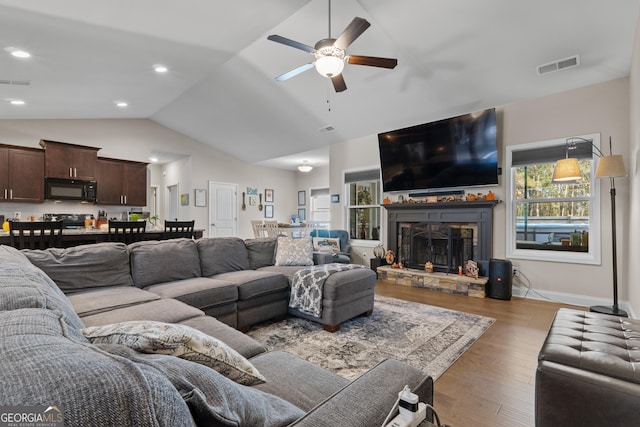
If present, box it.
[383,200,499,274]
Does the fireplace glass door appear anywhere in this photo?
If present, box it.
[401,222,475,273]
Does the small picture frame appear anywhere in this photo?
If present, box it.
[265,189,274,203]
[180,193,189,206]
[298,190,306,206]
[331,194,340,204]
[194,189,206,207]
[265,205,274,218]
[298,208,306,221]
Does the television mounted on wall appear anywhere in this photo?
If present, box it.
[378,108,498,193]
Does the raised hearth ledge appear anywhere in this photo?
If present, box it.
[376,265,487,298]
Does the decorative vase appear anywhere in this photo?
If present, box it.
[373,243,385,259]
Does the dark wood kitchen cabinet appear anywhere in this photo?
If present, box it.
[0,144,44,203]
[40,139,100,180]
[97,158,147,206]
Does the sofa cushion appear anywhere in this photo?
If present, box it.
[22,242,134,293]
[80,298,204,327]
[0,309,193,427]
[101,345,305,426]
[0,246,85,331]
[129,239,202,288]
[144,277,237,310]
[67,286,161,318]
[83,320,266,386]
[274,237,314,266]
[212,271,289,301]
[179,316,267,359]
[244,238,277,269]
[313,236,341,252]
[251,350,349,411]
[197,237,250,276]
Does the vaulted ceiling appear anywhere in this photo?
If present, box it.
[1,0,638,169]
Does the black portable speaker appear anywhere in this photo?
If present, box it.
[488,258,512,300]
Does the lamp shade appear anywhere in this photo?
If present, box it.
[315,55,344,77]
[595,155,626,178]
[552,157,581,182]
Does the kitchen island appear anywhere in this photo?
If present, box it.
[0,227,204,248]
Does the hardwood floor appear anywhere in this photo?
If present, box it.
[375,280,585,427]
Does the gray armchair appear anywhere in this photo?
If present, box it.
[310,229,352,264]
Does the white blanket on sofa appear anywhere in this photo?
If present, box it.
[288,263,368,317]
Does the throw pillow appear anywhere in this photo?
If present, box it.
[274,237,314,266]
[82,320,265,386]
[312,237,341,252]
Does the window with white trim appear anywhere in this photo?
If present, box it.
[506,134,601,264]
[345,169,381,241]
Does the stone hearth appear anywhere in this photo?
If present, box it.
[376,266,487,298]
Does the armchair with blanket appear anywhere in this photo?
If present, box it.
[309,229,352,264]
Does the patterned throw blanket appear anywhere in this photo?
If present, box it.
[289,263,368,317]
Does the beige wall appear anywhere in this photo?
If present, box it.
[329,78,632,311]
[0,118,299,238]
[628,15,640,316]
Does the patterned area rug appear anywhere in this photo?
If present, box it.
[248,295,495,381]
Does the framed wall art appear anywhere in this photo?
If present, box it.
[265,205,274,218]
[265,189,274,203]
[180,193,189,206]
[194,189,206,207]
[298,208,306,221]
[298,190,306,206]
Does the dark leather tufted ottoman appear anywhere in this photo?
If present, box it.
[536,308,640,426]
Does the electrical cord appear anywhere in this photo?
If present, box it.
[513,270,566,304]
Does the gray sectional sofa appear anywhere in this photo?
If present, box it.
[0,239,434,426]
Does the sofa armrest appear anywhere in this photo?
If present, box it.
[291,359,433,427]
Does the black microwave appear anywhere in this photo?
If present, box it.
[45,178,97,202]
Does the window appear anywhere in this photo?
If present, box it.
[345,169,381,241]
[309,188,330,231]
[506,134,601,264]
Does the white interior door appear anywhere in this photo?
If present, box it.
[167,184,178,221]
[208,181,237,237]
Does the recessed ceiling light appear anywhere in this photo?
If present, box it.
[4,47,31,58]
[154,65,168,73]
[115,101,128,108]
[149,156,159,163]
[10,100,25,105]
[11,50,30,58]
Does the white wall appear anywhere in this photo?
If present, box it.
[0,118,299,238]
[328,78,631,309]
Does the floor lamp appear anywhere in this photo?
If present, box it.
[553,136,627,317]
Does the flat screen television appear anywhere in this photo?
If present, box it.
[378,108,498,193]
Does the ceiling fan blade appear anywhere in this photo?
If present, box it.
[275,63,315,81]
[267,35,315,53]
[331,74,347,92]
[334,17,370,50]
[347,55,398,69]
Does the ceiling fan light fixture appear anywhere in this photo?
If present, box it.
[315,54,344,78]
[298,161,313,172]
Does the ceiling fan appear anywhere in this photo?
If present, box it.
[267,0,397,92]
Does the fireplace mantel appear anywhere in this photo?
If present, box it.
[383,200,500,272]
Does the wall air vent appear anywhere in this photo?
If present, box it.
[0,79,30,85]
[537,55,580,76]
[318,125,335,134]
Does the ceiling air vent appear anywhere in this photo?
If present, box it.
[318,125,335,134]
[0,79,30,85]
[537,55,580,76]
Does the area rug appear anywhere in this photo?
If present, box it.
[247,295,495,381]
